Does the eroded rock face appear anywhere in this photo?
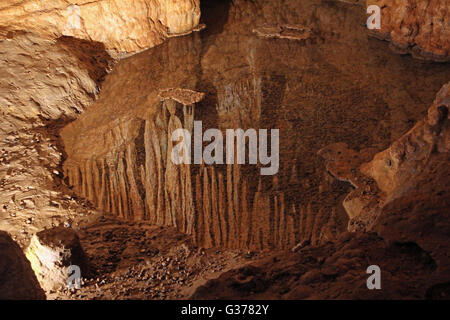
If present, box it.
[0,231,45,299]
[320,82,450,285]
[0,33,114,247]
[25,226,88,293]
[322,82,449,232]
[0,0,201,55]
[367,0,450,61]
[0,34,113,135]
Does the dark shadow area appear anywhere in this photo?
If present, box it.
[200,0,231,37]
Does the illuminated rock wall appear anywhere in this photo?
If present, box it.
[0,0,201,55]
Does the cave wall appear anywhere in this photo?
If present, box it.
[367,0,450,61]
[0,231,46,299]
[0,0,201,55]
[60,29,343,250]
[59,0,450,251]
[0,1,201,245]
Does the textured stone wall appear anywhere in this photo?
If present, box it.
[367,0,450,61]
[320,81,450,248]
[0,0,201,55]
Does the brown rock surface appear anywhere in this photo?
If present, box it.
[320,82,449,234]
[44,216,269,300]
[0,230,45,299]
[192,232,446,299]
[367,0,450,61]
[0,0,448,300]
[0,0,201,55]
[309,81,450,299]
[0,33,112,247]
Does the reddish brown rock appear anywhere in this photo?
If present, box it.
[367,0,450,61]
[192,232,446,299]
[320,82,449,233]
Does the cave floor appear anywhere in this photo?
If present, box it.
[47,215,272,300]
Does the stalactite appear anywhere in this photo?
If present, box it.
[210,167,222,246]
[194,172,203,245]
[218,172,227,247]
[125,143,145,220]
[226,164,236,248]
[64,97,340,250]
[202,166,214,247]
[240,178,249,248]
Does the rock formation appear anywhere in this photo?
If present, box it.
[0,231,45,299]
[0,32,114,247]
[0,0,201,55]
[320,81,449,234]
[25,226,88,293]
[59,0,449,252]
[191,78,450,299]
[0,0,448,301]
[192,231,444,299]
[253,24,314,41]
[367,0,450,61]
[60,29,348,250]
[312,81,450,298]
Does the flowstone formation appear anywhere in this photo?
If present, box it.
[192,83,450,300]
[0,0,449,301]
[0,0,201,247]
[60,0,449,252]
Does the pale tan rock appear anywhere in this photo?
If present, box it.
[0,0,201,55]
[158,88,205,105]
[25,226,88,293]
[253,24,313,41]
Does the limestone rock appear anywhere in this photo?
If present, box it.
[320,81,449,233]
[25,226,88,292]
[0,0,201,55]
[0,231,45,299]
[367,0,450,61]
